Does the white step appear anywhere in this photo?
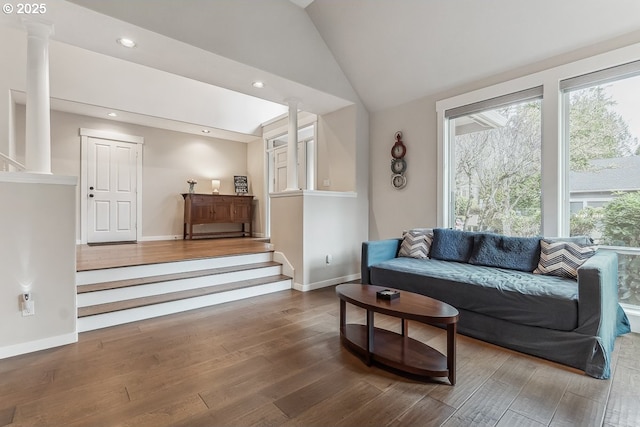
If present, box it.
[76,252,273,285]
[78,277,292,332]
[76,251,292,332]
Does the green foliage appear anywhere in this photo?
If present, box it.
[601,192,640,247]
[600,192,640,305]
[570,206,602,237]
[569,86,634,171]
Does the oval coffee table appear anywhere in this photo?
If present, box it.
[336,283,459,385]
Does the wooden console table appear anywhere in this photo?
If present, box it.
[182,193,253,239]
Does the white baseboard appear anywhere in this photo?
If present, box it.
[293,273,361,292]
[139,235,183,242]
[0,332,78,360]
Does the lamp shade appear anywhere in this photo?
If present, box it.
[211,179,221,194]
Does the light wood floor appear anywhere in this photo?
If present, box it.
[1,286,638,426]
[76,238,273,271]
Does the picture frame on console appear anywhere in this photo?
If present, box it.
[234,175,248,195]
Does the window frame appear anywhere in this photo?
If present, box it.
[436,42,640,326]
[437,43,640,236]
[443,87,543,235]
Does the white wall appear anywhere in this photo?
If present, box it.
[369,96,438,239]
[270,191,360,290]
[303,192,360,289]
[15,107,250,240]
[317,105,356,192]
[269,193,304,285]
[0,173,77,358]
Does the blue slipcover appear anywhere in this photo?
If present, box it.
[361,238,631,379]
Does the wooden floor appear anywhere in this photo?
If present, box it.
[1,286,638,426]
[76,238,274,271]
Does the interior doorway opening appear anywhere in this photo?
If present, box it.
[265,123,316,237]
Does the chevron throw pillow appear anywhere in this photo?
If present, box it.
[398,228,433,259]
[533,239,596,279]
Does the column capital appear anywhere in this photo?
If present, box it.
[284,97,302,108]
[22,18,54,39]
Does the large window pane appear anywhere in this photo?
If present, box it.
[449,99,542,236]
[566,75,640,306]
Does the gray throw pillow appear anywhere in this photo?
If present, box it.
[468,233,541,272]
[430,228,476,263]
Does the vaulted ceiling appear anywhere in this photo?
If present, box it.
[4,0,640,135]
[68,0,640,113]
[307,0,640,111]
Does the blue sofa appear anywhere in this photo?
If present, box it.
[361,228,631,379]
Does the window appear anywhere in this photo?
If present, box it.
[563,63,640,307]
[445,88,543,236]
[438,48,640,320]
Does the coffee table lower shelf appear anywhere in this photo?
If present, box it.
[341,324,450,380]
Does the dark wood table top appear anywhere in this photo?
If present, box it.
[336,283,459,324]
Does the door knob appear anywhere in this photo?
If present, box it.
[89,194,94,198]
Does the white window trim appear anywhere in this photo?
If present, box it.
[436,41,640,236]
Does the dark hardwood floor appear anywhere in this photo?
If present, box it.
[0,286,637,426]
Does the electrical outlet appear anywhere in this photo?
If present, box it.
[21,293,35,316]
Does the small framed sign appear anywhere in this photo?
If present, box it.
[234,175,248,195]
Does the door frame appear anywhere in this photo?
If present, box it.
[263,117,317,238]
[79,128,144,244]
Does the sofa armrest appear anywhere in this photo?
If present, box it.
[361,239,401,284]
[576,250,618,336]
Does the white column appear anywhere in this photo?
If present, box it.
[24,20,54,174]
[285,98,299,191]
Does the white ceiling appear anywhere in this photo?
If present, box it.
[306,0,640,111]
[3,0,640,135]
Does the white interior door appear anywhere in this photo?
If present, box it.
[86,137,139,243]
[272,142,306,192]
[273,146,288,193]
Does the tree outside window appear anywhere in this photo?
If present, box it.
[567,79,640,306]
[451,99,542,237]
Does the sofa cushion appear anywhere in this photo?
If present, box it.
[430,228,476,262]
[468,233,541,272]
[370,257,579,331]
[534,239,597,279]
[398,228,433,259]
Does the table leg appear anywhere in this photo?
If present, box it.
[366,310,374,366]
[401,319,408,337]
[447,322,457,385]
[339,299,346,335]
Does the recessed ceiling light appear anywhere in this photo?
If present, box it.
[252,81,265,89]
[117,38,136,48]
[202,129,211,133]
[107,112,118,117]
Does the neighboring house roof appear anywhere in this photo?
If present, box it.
[570,156,640,193]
